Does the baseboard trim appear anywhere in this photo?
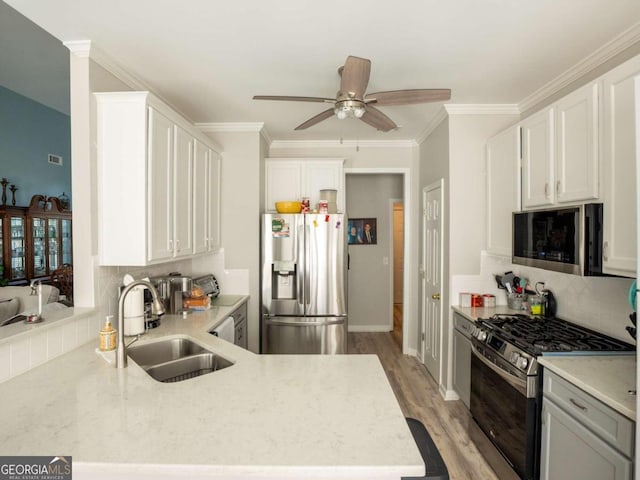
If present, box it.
[440,385,460,401]
[405,347,418,358]
[348,325,392,333]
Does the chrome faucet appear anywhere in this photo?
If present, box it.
[29,279,43,320]
[115,279,165,368]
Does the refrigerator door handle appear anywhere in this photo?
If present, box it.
[265,317,345,326]
[305,224,311,304]
[297,222,305,308]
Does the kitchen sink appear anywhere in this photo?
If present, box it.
[145,353,234,383]
[128,336,234,383]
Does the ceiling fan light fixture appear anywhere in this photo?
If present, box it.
[334,99,366,120]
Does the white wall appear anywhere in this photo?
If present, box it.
[201,130,264,352]
[346,174,403,332]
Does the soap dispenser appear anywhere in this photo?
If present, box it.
[99,315,117,351]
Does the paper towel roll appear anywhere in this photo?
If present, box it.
[213,316,235,343]
[124,287,145,336]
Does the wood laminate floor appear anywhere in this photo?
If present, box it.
[348,332,500,480]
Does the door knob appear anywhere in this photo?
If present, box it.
[432,293,440,300]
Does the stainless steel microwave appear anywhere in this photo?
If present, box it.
[512,203,603,276]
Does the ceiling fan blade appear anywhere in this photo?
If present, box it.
[365,89,451,106]
[360,106,397,132]
[294,108,335,130]
[253,95,335,103]
[339,56,371,98]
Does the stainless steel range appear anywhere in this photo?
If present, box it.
[469,314,634,480]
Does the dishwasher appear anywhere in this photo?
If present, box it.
[452,312,475,408]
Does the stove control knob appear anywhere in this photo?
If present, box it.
[510,352,520,364]
[517,356,529,370]
[476,330,487,342]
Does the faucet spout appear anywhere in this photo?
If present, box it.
[29,280,43,318]
[115,279,165,368]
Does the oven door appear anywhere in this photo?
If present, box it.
[470,344,539,480]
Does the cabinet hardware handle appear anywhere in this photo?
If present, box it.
[569,398,588,411]
[168,240,173,250]
[176,239,180,251]
[603,241,609,262]
[544,183,550,197]
[556,180,561,194]
[432,293,440,300]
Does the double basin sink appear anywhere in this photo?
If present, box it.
[128,336,234,383]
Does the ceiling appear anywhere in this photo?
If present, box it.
[3,0,640,141]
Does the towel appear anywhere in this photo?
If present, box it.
[213,316,235,343]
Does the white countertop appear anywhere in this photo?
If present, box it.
[452,304,523,322]
[0,299,423,480]
[538,355,637,420]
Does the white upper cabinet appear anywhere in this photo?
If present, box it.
[96,92,222,266]
[192,139,209,255]
[193,141,221,255]
[521,107,555,208]
[521,82,599,209]
[600,55,640,277]
[173,125,194,258]
[147,107,174,263]
[265,158,345,212]
[486,126,520,256]
[555,82,599,203]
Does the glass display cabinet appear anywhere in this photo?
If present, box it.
[27,195,72,280]
[0,206,28,282]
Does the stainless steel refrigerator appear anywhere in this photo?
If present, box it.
[261,213,347,354]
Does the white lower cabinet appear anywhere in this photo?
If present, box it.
[96,91,221,266]
[540,371,634,480]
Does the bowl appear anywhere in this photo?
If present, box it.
[275,201,302,213]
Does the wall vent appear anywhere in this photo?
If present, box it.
[48,154,63,166]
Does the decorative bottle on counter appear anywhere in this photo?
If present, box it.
[99,316,117,351]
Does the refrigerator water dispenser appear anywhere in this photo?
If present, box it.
[272,261,297,299]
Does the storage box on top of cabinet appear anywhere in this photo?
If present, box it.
[95,92,222,266]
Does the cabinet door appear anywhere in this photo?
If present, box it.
[31,217,46,277]
[173,125,193,258]
[147,107,174,262]
[452,329,471,408]
[540,399,632,480]
[9,215,26,280]
[61,219,72,265]
[521,108,555,208]
[305,161,345,212]
[486,126,520,256]
[192,140,208,255]
[207,150,221,252]
[555,82,599,203]
[601,57,640,277]
[265,161,302,211]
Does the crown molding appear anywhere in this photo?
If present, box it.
[63,39,91,58]
[519,21,640,113]
[196,122,264,133]
[268,139,417,150]
[443,104,520,115]
[415,104,520,144]
[416,107,448,144]
[196,122,271,144]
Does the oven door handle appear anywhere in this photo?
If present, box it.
[471,344,527,396]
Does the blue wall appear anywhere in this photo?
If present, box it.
[0,86,71,207]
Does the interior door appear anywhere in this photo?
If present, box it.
[421,181,443,383]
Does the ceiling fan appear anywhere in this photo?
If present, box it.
[253,55,451,132]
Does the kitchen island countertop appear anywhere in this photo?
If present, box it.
[0,298,423,480]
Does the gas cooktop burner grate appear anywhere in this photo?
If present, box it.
[478,314,634,356]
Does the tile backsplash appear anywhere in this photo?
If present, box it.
[457,252,636,342]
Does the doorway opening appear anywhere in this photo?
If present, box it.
[345,170,411,353]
